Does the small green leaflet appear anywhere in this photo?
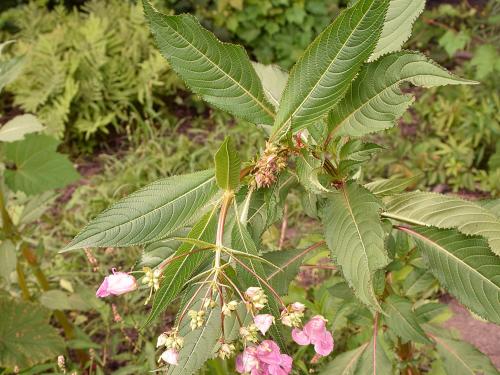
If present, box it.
[384,191,500,256]
[400,226,500,325]
[322,182,389,310]
[319,344,366,375]
[214,137,241,191]
[383,295,431,344]
[0,297,65,369]
[145,208,217,326]
[63,169,218,251]
[355,333,393,375]
[369,0,426,61]
[296,153,328,194]
[329,51,476,138]
[364,174,422,197]
[143,1,275,126]
[4,134,80,196]
[271,0,389,139]
[438,30,471,57]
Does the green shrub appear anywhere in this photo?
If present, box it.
[1,0,182,144]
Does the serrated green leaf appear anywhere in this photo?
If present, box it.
[364,174,422,197]
[415,302,452,324]
[0,114,44,142]
[0,297,65,369]
[143,1,274,125]
[400,227,500,325]
[64,170,218,251]
[166,303,221,375]
[478,199,500,219]
[354,333,393,375]
[384,192,500,256]
[4,134,80,196]
[231,215,286,349]
[322,182,389,310]
[319,344,367,375]
[0,53,24,93]
[432,334,498,375]
[383,295,431,344]
[271,0,389,139]
[329,52,476,138]
[369,0,426,61]
[145,208,217,326]
[252,62,288,108]
[214,137,241,191]
[403,268,436,297]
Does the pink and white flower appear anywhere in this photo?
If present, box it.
[291,315,334,356]
[254,314,275,335]
[159,348,179,365]
[236,340,292,375]
[96,268,137,297]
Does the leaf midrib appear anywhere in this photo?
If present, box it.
[401,227,500,292]
[69,174,215,248]
[152,14,275,119]
[433,335,476,375]
[274,0,380,136]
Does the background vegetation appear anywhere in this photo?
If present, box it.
[0,0,498,373]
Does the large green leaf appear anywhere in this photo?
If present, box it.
[63,169,218,251]
[322,182,389,310]
[143,1,274,125]
[432,334,498,375]
[214,137,241,191]
[231,216,286,349]
[4,134,80,196]
[369,0,426,61]
[384,192,500,256]
[271,0,389,138]
[354,333,393,375]
[400,226,500,324]
[145,209,217,326]
[364,174,421,197]
[319,344,367,375]
[329,52,475,138]
[0,297,65,369]
[383,295,431,344]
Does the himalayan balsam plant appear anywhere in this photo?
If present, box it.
[63,1,500,374]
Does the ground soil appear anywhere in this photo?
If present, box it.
[442,297,500,369]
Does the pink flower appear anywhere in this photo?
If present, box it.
[236,340,292,375]
[96,268,137,297]
[254,314,274,335]
[160,348,179,365]
[236,346,259,374]
[291,315,334,357]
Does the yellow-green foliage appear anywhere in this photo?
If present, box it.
[2,1,182,139]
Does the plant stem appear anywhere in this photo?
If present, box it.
[16,261,31,300]
[215,192,233,270]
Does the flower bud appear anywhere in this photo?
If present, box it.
[160,349,179,365]
[245,287,267,310]
[222,300,239,316]
[218,342,236,359]
[239,324,259,343]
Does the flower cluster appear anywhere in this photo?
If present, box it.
[156,329,184,365]
[280,302,305,328]
[253,142,288,188]
[142,267,161,291]
[236,340,292,375]
[188,309,206,330]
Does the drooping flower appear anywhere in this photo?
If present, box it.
[291,315,334,356]
[96,269,137,297]
[236,346,260,374]
[245,287,268,310]
[239,324,259,344]
[142,267,161,291]
[159,349,179,365]
[254,314,275,335]
[235,340,292,375]
[222,300,239,316]
[188,310,206,330]
[280,302,305,327]
[218,342,236,360]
